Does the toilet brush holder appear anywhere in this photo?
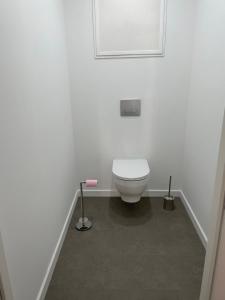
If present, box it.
[75,180,98,231]
[163,176,175,211]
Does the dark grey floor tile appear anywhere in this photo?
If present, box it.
[46,288,180,300]
[45,197,205,300]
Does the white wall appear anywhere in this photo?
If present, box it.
[64,0,197,190]
[182,0,225,237]
[0,0,77,299]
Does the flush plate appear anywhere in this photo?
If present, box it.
[120,99,141,117]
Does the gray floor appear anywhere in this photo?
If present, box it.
[45,197,205,300]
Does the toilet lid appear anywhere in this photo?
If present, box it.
[112,159,150,181]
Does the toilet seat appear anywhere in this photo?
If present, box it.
[112,159,150,181]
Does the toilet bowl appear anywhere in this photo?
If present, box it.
[112,159,150,203]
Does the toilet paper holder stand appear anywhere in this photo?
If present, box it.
[75,180,98,231]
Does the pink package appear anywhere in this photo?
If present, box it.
[85,179,98,187]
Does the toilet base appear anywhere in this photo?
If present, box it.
[113,176,149,204]
[121,194,141,203]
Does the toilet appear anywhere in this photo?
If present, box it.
[112,159,150,203]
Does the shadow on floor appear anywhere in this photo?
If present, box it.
[108,197,152,226]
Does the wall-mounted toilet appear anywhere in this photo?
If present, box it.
[112,159,150,203]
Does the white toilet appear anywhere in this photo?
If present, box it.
[112,159,150,203]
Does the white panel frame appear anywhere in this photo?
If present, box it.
[93,0,167,59]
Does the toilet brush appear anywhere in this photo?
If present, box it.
[163,176,175,210]
[75,179,98,231]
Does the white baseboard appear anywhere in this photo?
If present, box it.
[144,189,181,197]
[36,189,80,300]
[82,189,119,197]
[179,190,208,248]
[82,189,181,198]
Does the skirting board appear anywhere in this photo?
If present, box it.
[36,188,207,300]
[82,189,181,198]
[179,190,208,248]
[36,189,80,300]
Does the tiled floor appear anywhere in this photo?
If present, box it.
[45,197,205,300]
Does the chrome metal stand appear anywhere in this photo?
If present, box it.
[75,182,92,231]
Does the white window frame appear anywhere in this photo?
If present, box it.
[92,0,167,59]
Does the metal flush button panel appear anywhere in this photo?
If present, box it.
[120,99,141,117]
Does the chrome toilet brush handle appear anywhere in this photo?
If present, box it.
[163,176,175,211]
[168,175,172,198]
